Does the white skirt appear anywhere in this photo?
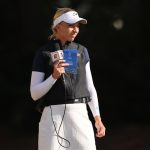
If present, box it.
[38,103,96,150]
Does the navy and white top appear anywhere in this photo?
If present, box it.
[30,39,100,117]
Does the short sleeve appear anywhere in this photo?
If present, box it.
[32,49,46,72]
[83,48,90,64]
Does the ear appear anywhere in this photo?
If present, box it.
[55,24,60,31]
[54,27,57,32]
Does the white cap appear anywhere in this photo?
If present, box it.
[53,11,87,28]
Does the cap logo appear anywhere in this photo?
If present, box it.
[73,12,78,16]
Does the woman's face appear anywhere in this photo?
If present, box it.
[55,22,80,43]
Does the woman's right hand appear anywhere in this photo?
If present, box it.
[52,59,69,79]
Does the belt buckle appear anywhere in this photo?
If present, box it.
[74,99,79,102]
[82,97,86,103]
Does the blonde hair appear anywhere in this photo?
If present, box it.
[48,8,75,40]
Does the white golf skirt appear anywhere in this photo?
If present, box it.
[38,103,96,150]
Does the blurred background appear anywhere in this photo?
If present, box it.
[1,0,150,150]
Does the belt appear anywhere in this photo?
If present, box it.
[66,97,90,104]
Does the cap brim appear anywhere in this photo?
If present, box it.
[64,18,87,24]
[78,18,87,24]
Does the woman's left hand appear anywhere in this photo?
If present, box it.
[94,116,106,138]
